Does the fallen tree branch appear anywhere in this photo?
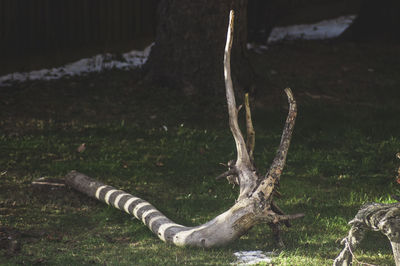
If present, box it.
[333,202,400,266]
[65,10,302,249]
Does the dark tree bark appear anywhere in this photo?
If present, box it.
[247,0,281,44]
[341,0,400,42]
[144,0,255,97]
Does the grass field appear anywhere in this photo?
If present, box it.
[1,40,400,265]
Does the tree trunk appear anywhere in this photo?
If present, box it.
[143,0,255,97]
[66,10,303,248]
[333,202,400,266]
[247,0,280,45]
[341,0,400,42]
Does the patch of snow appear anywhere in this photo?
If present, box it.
[233,250,275,265]
[268,15,356,43]
[0,43,153,87]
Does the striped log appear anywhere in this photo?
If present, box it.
[65,170,257,248]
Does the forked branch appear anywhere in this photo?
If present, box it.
[65,9,303,250]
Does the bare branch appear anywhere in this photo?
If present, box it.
[258,211,304,224]
[273,213,305,223]
[32,181,65,187]
[271,200,291,227]
[266,88,296,181]
[224,10,251,167]
[32,177,66,187]
[255,88,297,198]
[245,93,255,162]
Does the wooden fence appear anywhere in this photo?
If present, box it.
[0,0,158,57]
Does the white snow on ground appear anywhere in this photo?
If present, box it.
[0,44,153,87]
[0,15,355,87]
[268,15,355,43]
[247,14,355,52]
[233,250,275,265]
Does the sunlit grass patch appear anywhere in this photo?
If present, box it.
[2,109,398,265]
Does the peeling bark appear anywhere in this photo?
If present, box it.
[66,10,303,248]
[333,202,400,266]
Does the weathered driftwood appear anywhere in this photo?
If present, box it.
[65,10,304,248]
[333,202,400,266]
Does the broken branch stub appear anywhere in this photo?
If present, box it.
[65,10,303,248]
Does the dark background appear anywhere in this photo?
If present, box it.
[0,0,360,75]
[0,0,158,75]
